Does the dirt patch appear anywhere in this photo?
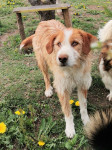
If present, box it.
[88,86,112,109]
[88,5,104,11]
[0,30,18,47]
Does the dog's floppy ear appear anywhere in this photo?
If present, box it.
[46,34,57,54]
[80,30,97,55]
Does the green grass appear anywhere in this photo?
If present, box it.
[0,0,112,149]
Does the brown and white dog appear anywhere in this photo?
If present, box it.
[20,20,97,138]
[99,20,112,101]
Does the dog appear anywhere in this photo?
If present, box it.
[84,107,112,150]
[20,20,97,138]
[98,20,112,101]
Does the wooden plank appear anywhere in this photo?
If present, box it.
[13,4,71,13]
[62,8,72,27]
[16,13,25,41]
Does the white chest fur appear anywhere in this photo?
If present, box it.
[53,66,92,94]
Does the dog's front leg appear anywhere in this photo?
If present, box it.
[77,88,90,125]
[57,90,75,138]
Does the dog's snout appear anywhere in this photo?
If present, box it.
[59,54,68,64]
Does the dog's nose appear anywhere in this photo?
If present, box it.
[59,54,68,64]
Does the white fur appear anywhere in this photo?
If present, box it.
[98,20,112,42]
[45,86,53,97]
[65,114,76,138]
[78,89,90,125]
[20,44,24,50]
[99,58,112,101]
[56,30,80,67]
[54,65,92,95]
[107,92,112,101]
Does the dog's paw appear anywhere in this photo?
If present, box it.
[65,128,76,138]
[107,93,112,101]
[45,86,53,97]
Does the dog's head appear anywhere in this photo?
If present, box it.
[101,40,112,70]
[46,28,97,67]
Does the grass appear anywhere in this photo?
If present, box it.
[0,0,112,149]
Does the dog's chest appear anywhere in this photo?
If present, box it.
[54,67,85,94]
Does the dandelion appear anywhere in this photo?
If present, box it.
[74,12,79,16]
[38,141,45,146]
[97,6,100,8]
[69,100,74,104]
[15,109,25,115]
[0,122,7,134]
[75,101,80,106]
[83,5,86,9]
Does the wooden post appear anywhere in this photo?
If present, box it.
[16,13,25,41]
[62,8,72,27]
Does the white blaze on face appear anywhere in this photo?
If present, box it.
[56,29,80,67]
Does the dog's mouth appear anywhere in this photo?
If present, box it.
[60,63,67,67]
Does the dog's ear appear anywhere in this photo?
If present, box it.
[80,30,97,55]
[46,34,57,54]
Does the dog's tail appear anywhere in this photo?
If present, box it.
[20,34,34,50]
[84,108,112,150]
[98,20,112,42]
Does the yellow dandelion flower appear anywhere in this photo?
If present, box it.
[75,101,80,106]
[69,100,74,104]
[13,3,15,4]
[0,122,7,134]
[23,16,26,18]
[22,110,25,114]
[15,110,21,115]
[83,5,86,9]
[15,109,25,115]
[38,141,45,146]
[97,6,100,8]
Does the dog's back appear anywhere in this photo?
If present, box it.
[20,20,65,50]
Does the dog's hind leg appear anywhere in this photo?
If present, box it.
[35,52,53,97]
[57,90,75,138]
[77,88,90,125]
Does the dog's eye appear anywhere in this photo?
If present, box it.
[57,42,61,47]
[71,41,78,47]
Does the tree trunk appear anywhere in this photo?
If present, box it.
[28,0,56,21]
